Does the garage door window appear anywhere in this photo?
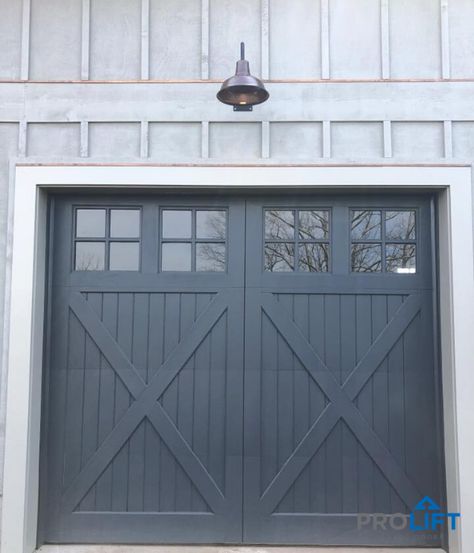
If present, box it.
[161,209,227,272]
[351,209,416,273]
[264,209,330,272]
[74,207,141,271]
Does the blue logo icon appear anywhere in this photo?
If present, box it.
[409,496,460,531]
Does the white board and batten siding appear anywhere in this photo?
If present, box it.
[1,0,474,546]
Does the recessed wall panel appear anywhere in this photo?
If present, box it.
[389,0,441,78]
[30,0,82,79]
[270,122,323,159]
[269,0,321,79]
[209,0,261,79]
[0,0,22,79]
[331,122,383,158]
[392,122,444,159]
[452,122,474,158]
[27,123,80,157]
[90,0,141,79]
[449,0,474,78]
[149,0,201,79]
[329,0,381,79]
[149,123,201,160]
[209,123,261,159]
[89,123,141,158]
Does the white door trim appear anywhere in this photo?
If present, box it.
[1,164,473,553]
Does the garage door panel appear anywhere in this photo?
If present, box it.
[243,196,443,545]
[44,197,246,543]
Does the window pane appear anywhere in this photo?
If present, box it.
[162,242,191,271]
[298,243,329,272]
[76,209,106,238]
[109,242,139,271]
[265,210,295,240]
[385,211,416,240]
[264,243,294,272]
[351,243,382,272]
[75,242,105,271]
[298,210,329,240]
[196,210,226,239]
[196,243,226,271]
[110,209,140,238]
[162,210,192,239]
[351,210,381,240]
[386,244,416,273]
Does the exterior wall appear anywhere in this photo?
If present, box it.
[1,0,474,541]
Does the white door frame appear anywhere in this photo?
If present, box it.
[1,164,473,553]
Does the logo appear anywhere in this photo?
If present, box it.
[357,496,460,532]
[409,496,460,531]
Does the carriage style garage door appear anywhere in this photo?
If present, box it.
[41,192,445,547]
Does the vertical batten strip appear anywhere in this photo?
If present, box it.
[18,121,27,157]
[261,0,270,79]
[321,0,330,79]
[81,0,91,80]
[141,0,150,80]
[201,121,209,159]
[444,120,453,158]
[380,0,390,79]
[440,0,450,79]
[383,121,392,158]
[140,121,149,158]
[80,121,89,157]
[261,122,270,159]
[201,0,210,79]
[20,0,31,80]
[322,121,331,158]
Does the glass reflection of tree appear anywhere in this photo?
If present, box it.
[265,210,294,239]
[298,210,329,240]
[385,211,416,270]
[265,243,294,271]
[198,211,227,271]
[201,210,226,240]
[351,210,380,239]
[264,210,329,272]
[76,251,103,271]
[386,244,416,271]
[298,243,328,272]
[351,244,381,272]
[385,211,415,240]
[198,243,226,271]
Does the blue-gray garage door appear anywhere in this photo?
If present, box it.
[41,193,445,547]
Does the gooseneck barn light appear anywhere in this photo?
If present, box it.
[217,42,269,111]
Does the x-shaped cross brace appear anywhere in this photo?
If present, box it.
[62,290,232,515]
[258,293,423,514]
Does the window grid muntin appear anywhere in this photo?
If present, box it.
[73,206,142,271]
[160,207,228,272]
[350,208,417,274]
[264,208,331,273]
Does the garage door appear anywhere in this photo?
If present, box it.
[41,193,444,547]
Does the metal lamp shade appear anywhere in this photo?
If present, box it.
[217,44,269,111]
